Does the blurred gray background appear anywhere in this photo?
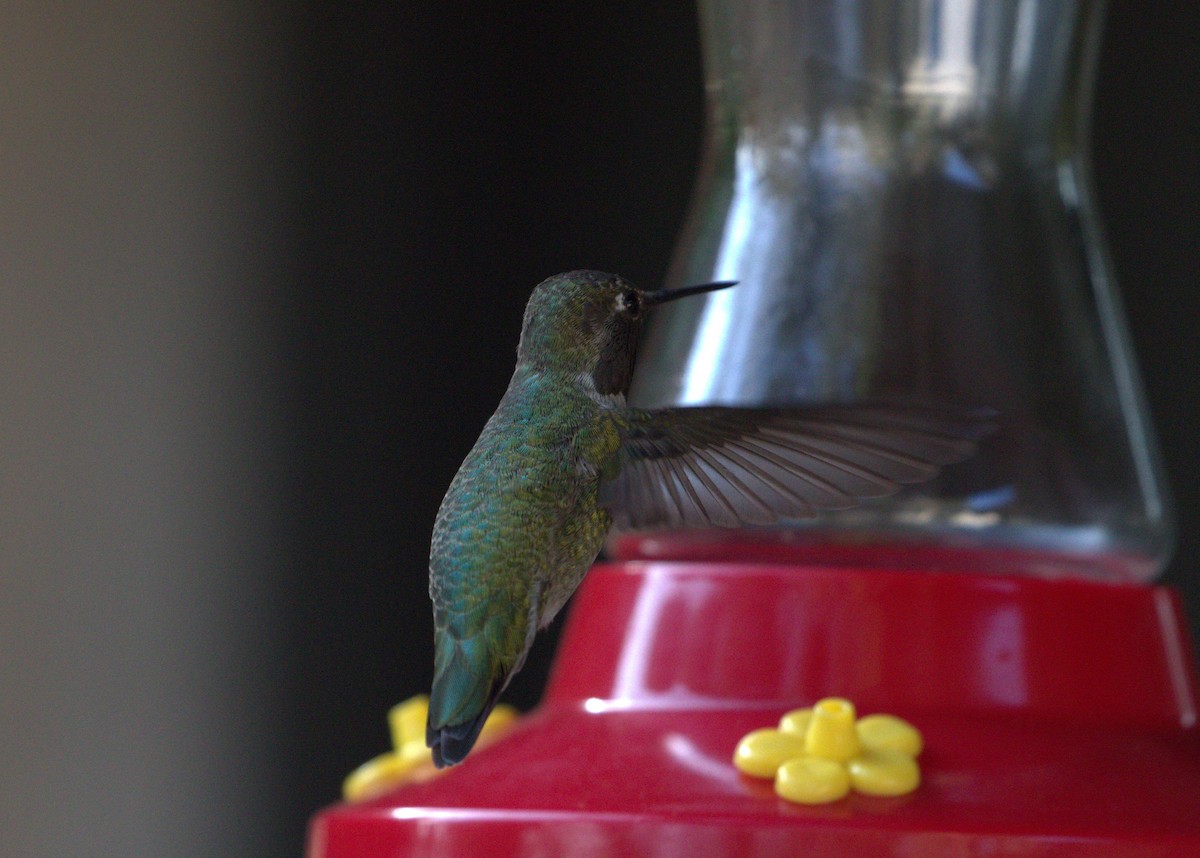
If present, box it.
[1,2,1195,855]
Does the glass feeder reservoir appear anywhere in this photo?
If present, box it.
[628,0,1174,582]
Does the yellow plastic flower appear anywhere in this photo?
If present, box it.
[733,697,922,804]
[342,695,519,802]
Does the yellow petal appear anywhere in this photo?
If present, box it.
[847,750,921,797]
[804,698,862,762]
[387,695,430,751]
[397,739,433,766]
[775,756,852,804]
[856,714,923,757]
[342,752,421,803]
[777,707,813,737]
[479,704,519,740]
[733,728,807,778]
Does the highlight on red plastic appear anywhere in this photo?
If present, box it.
[308,542,1200,857]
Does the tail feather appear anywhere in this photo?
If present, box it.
[426,692,502,768]
[426,633,507,767]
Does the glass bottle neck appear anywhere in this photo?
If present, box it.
[699,0,1100,161]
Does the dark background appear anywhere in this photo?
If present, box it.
[287,4,710,835]
[286,1,1198,853]
[0,2,1194,856]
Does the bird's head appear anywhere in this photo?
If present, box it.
[516,270,734,396]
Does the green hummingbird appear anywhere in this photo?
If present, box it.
[426,269,983,767]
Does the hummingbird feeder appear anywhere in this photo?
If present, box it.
[308,1,1198,854]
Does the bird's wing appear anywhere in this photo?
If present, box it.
[598,403,990,529]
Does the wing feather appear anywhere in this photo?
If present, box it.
[600,403,990,530]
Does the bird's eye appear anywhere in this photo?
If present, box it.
[618,290,641,316]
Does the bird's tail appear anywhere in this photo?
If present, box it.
[426,631,506,768]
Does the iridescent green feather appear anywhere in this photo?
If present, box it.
[427,364,620,763]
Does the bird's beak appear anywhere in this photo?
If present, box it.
[641,280,737,307]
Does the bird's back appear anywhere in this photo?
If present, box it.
[426,367,618,763]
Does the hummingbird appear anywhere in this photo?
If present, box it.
[426,270,984,767]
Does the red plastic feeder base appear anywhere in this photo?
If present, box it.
[308,542,1200,856]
